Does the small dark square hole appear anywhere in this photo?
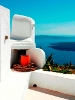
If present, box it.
[5,35,8,40]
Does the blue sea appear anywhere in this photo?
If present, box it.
[35,35,75,65]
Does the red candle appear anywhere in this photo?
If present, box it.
[20,55,30,66]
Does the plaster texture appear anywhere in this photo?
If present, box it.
[0,70,31,100]
[0,5,31,100]
[10,14,36,49]
[26,48,46,68]
[0,5,10,81]
[29,69,75,96]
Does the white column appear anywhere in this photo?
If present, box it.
[0,5,10,81]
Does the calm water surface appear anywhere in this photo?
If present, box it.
[35,35,75,65]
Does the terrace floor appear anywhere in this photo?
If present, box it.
[26,87,75,100]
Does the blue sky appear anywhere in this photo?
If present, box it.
[0,0,75,35]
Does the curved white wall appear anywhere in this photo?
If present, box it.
[26,48,46,68]
[11,14,35,42]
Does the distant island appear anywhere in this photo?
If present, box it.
[35,35,75,38]
[49,42,75,51]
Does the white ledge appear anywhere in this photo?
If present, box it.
[29,69,75,96]
[33,69,75,79]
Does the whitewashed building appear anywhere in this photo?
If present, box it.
[0,5,45,100]
[0,5,75,100]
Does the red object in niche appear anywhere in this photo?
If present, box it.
[20,55,30,66]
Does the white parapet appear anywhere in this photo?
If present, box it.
[29,69,75,96]
[0,5,10,81]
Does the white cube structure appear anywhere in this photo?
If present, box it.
[0,5,10,81]
[10,14,46,68]
[11,14,35,42]
[0,5,45,76]
[10,14,36,49]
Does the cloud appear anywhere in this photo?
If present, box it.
[36,21,75,36]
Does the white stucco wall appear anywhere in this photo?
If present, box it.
[26,48,46,68]
[0,70,31,100]
[0,5,10,81]
[11,14,35,42]
[0,5,75,99]
[29,70,75,96]
[0,6,35,100]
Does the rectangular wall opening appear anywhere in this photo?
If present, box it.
[11,49,38,72]
[11,49,26,68]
